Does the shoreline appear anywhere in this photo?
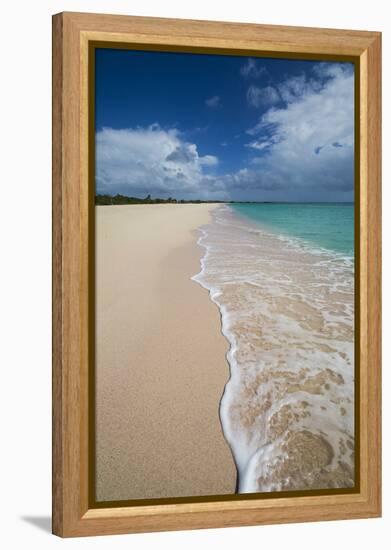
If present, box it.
[95,202,354,498]
[96,204,237,501]
[194,205,355,492]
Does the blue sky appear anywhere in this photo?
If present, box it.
[95,49,355,202]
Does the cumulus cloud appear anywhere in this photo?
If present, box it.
[240,58,268,79]
[96,63,354,202]
[246,85,280,108]
[205,95,221,108]
[96,124,221,199]
[219,168,285,192]
[244,63,354,199]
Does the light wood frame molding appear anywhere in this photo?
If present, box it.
[52,11,381,537]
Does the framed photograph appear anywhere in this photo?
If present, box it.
[52,12,381,537]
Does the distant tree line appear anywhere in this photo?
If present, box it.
[95,194,228,205]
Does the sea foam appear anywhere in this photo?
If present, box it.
[192,205,355,493]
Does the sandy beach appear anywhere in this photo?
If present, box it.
[95,204,236,501]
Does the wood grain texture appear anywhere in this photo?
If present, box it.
[52,12,382,537]
[365,34,382,514]
[65,11,379,55]
[52,12,63,537]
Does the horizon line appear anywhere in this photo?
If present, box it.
[95,194,354,205]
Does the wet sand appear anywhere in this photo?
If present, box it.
[95,204,236,501]
[193,205,355,493]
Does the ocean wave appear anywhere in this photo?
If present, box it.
[192,205,355,493]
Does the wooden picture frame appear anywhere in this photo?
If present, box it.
[52,11,381,537]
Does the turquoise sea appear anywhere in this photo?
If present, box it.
[193,203,355,493]
[231,203,354,256]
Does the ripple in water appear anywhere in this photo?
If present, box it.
[192,205,355,493]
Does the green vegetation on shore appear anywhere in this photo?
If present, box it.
[95,194,227,205]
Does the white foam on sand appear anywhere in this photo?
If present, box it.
[192,205,355,493]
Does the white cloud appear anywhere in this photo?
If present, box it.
[277,74,307,102]
[96,124,220,198]
[199,155,219,166]
[205,95,221,108]
[240,58,268,79]
[245,134,281,152]
[247,141,270,151]
[96,64,354,202]
[244,64,354,198]
[246,85,280,108]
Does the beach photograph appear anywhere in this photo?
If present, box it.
[94,49,355,502]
